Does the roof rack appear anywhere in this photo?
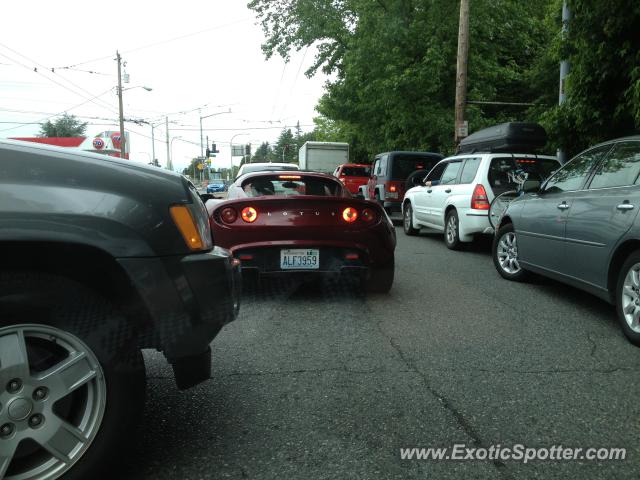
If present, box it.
[457,122,548,155]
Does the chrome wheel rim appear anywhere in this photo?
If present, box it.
[0,324,106,480]
[404,206,412,231]
[497,231,521,274]
[621,264,640,333]
[446,216,457,244]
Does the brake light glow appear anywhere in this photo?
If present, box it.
[220,207,238,224]
[345,253,359,260]
[361,208,376,223]
[170,205,204,251]
[388,184,397,192]
[516,159,536,164]
[342,207,358,223]
[278,175,301,180]
[239,254,253,261]
[241,206,258,223]
[471,184,490,210]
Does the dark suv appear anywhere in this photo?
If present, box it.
[0,140,241,479]
[364,151,442,213]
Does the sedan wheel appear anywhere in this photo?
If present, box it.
[496,232,521,274]
[617,252,640,346]
[0,325,106,480]
[493,223,529,281]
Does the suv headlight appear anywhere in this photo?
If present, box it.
[170,187,214,252]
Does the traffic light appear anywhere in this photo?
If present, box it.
[245,144,251,155]
[206,143,219,158]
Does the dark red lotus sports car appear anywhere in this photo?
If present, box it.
[206,170,396,292]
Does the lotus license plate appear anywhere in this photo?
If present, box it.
[280,249,319,270]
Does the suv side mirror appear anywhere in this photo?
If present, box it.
[199,193,215,203]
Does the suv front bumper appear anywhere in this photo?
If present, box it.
[117,246,241,388]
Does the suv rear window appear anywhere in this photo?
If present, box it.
[242,175,342,197]
[390,155,441,180]
[341,166,371,177]
[488,157,559,194]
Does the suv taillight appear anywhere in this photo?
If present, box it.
[384,181,401,199]
[471,184,490,210]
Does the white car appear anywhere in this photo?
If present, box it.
[236,162,299,179]
[402,152,559,248]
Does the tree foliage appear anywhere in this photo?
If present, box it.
[249,0,640,160]
[39,113,88,137]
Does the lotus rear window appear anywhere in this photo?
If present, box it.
[242,175,343,197]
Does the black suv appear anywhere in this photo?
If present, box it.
[363,151,443,213]
[0,140,241,480]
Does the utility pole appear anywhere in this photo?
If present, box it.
[151,124,156,165]
[165,116,171,171]
[199,109,204,158]
[454,0,470,147]
[116,51,126,159]
[557,1,571,164]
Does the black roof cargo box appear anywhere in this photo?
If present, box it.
[457,122,548,154]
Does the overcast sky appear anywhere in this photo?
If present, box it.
[0,1,328,173]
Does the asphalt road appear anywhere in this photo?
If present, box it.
[123,225,640,480]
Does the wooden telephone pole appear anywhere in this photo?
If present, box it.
[454,0,470,146]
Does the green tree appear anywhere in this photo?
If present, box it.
[40,113,88,137]
[250,0,554,157]
[537,0,640,157]
[274,128,297,163]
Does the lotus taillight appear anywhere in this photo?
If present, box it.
[471,184,490,210]
[241,206,258,223]
[389,184,397,192]
[361,208,376,223]
[220,207,238,224]
[342,207,358,223]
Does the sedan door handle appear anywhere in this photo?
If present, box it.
[557,202,570,210]
[617,203,635,211]
[427,189,432,193]
[445,189,452,193]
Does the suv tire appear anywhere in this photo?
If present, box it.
[403,203,419,236]
[444,210,462,250]
[0,272,146,480]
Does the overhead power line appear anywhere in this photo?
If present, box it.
[55,17,253,70]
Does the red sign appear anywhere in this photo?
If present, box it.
[93,138,105,149]
[111,133,122,150]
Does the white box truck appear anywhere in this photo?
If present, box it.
[298,141,349,174]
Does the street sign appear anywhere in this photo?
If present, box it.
[457,121,469,138]
[231,145,245,156]
[205,158,212,165]
[197,163,204,170]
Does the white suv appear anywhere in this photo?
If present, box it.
[402,153,559,249]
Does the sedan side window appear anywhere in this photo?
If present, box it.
[439,161,462,185]
[543,144,611,193]
[589,142,640,189]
